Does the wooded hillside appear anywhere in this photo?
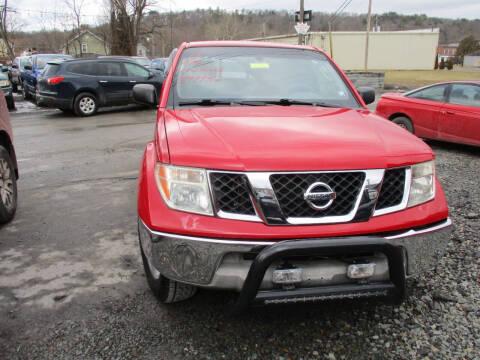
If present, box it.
[10,9,480,58]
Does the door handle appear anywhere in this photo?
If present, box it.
[446,111,455,115]
[129,80,136,83]
[99,80,108,83]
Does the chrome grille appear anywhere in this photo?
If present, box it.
[376,168,406,210]
[270,173,365,218]
[209,173,256,215]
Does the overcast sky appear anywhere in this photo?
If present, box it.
[11,0,480,31]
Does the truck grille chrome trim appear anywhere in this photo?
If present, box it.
[208,169,402,225]
[207,168,410,224]
[373,167,411,217]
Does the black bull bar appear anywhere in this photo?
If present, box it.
[231,237,407,314]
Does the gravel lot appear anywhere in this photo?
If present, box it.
[0,95,479,359]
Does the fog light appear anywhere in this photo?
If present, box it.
[347,263,376,279]
[272,268,303,284]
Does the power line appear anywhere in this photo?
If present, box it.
[329,0,354,23]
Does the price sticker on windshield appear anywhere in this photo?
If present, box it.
[250,63,270,69]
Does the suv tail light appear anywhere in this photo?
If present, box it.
[47,77,65,85]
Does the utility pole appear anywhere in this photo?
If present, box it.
[298,0,304,45]
[364,0,372,71]
[328,21,333,58]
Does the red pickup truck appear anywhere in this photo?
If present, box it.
[135,41,452,312]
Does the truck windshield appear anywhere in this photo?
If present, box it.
[171,46,359,109]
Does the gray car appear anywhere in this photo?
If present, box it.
[11,56,29,93]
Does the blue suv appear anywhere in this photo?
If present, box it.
[21,54,73,100]
[36,58,163,116]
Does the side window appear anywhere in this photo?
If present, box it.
[124,62,150,77]
[67,62,96,75]
[408,84,448,102]
[97,62,125,76]
[448,84,480,108]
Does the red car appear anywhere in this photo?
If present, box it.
[134,41,452,312]
[0,91,18,223]
[376,81,480,147]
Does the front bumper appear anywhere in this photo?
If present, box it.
[139,217,452,307]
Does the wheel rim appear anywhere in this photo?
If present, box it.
[0,158,15,211]
[398,123,407,129]
[79,97,96,115]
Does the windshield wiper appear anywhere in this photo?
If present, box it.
[261,99,338,107]
[178,99,235,106]
[177,98,338,108]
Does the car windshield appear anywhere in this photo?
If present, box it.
[134,57,151,67]
[37,55,73,69]
[171,46,359,109]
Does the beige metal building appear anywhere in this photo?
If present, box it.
[253,29,440,71]
[464,50,480,67]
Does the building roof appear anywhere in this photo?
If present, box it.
[466,50,480,57]
[64,30,106,46]
[439,43,459,48]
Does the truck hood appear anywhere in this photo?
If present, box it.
[164,106,433,171]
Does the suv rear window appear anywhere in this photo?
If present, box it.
[43,64,60,77]
[67,62,97,76]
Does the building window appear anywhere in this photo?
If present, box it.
[81,43,88,53]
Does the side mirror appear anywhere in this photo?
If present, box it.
[133,84,158,106]
[24,64,33,71]
[1,66,8,72]
[12,64,18,69]
[357,86,375,105]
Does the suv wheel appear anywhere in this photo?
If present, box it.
[74,92,98,117]
[138,220,197,303]
[0,145,17,223]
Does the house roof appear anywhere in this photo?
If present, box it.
[64,30,106,46]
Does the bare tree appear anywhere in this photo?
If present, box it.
[0,0,16,60]
[110,0,150,55]
[63,0,86,56]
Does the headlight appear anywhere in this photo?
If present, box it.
[154,164,213,215]
[0,80,9,86]
[408,160,435,207]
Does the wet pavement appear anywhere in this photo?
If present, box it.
[0,93,478,360]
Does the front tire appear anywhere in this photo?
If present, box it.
[0,145,17,224]
[138,220,197,303]
[73,92,98,117]
[392,116,414,133]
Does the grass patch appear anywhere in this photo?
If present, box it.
[384,69,480,88]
